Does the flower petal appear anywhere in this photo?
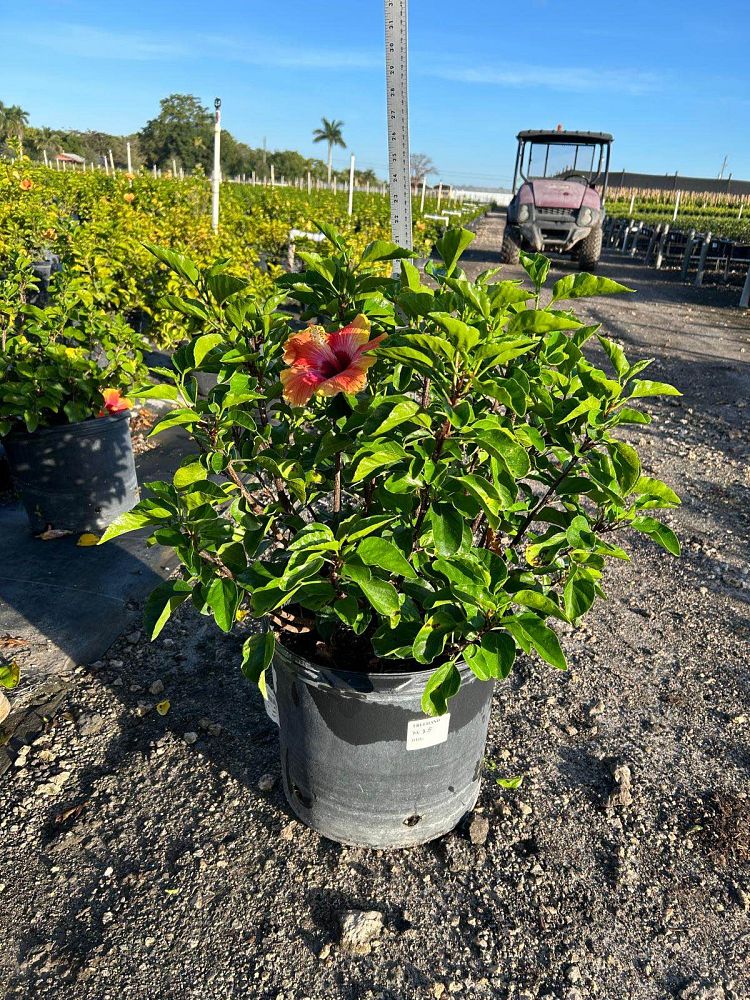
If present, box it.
[318,357,374,398]
[281,367,324,406]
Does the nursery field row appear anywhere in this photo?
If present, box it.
[607,191,750,243]
[0,163,482,347]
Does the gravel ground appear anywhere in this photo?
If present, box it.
[2,214,750,1000]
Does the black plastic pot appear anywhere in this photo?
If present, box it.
[271,642,495,848]
[3,412,139,534]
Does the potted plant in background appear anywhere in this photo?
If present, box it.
[103,229,681,848]
[0,262,146,534]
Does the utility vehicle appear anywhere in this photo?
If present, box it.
[503,129,612,270]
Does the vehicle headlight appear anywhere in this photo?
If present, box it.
[578,206,596,227]
[518,203,532,223]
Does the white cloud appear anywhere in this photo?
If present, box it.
[426,63,660,96]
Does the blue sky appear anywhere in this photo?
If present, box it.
[1,0,748,186]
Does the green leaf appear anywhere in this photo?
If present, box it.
[133,383,181,402]
[460,474,508,526]
[551,273,634,303]
[99,503,170,543]
[631,476,681,508]
[421,660,461,716]
[630,516,681,556]
[352,442,407,483]
[206,578,240,633]
[0,660,20,690]
[464,632,516,680]
[205,272,248,304]
[628,379,681,399]
[343,563,400,616]
[361,239,416,263]
[430,504,463,557]
[563,572,597,621]
[497,775,523,789]
[144,243,200,285]
[507,309,582,336]
[372,619,422,658]
[597,335,629,378]
[427,313,480,353]
[173,460,207,489]
[143,580,192,640]
[192,333,224,367]
[241,631,276,684]
[506,614,567,670]
[370,400,422,436]
[519,251,550,290]
[608,441,641,495]
[512,589,567,621]
[558,397,600,425]
[435,227,475,276]
[412,617,451,664]
[356,537,416,579]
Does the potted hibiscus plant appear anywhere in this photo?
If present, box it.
[103,230,680,848]
[0,261,146,534]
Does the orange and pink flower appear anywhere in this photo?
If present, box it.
[99,388,132,416]
[280,315,386,407]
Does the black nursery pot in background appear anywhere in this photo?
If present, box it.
[270,642,495,848]
[3,411,139,534]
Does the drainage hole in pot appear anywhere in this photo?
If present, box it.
[292,784,313,809]
[403,814,421,828]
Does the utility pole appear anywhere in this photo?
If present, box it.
[718,154,729,180]
[212,97,221,232]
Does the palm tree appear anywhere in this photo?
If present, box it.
[313,118,346,184]
[4,105,30,155]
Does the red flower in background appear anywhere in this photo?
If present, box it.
[99,388,132,416]
[281,315,386,407]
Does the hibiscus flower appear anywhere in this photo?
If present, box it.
[20,179,33,191]
[123,192,135,204]
[99,388,132,416]
[280,315,386,407]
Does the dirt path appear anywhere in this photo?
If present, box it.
[2,214,749,1000]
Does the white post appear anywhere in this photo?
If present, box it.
[172,158,177,176]
[333,177,337,194]
[420,176,426,211]
[43,149,48,167]
[739,200,744,221]
[366,180,370,194]
[109,149,115,172]
[307,171,311,195]
[437,182,443,210]
[628,191,635,216]
[270,164,275,187]
[212,98,221,232]
[126,141,132,173]
[252,170,256,186]
[102,158,106,175]
[348,154,355,215]
[152,164,157,177]
[672,190,681,222]
[180,167,184,180]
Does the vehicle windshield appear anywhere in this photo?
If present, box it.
[521,142,605,183]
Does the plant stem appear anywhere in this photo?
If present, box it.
[333,452,342,514]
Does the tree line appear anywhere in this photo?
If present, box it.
[0,94,381,185]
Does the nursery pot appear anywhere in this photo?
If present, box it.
[3,412,139,534]
[271,642,495,848]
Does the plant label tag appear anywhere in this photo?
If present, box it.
[406,714,450,751]
[264,671,279,727]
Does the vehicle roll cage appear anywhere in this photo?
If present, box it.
[512,130,612,198]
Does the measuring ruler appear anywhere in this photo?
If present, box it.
[384,0,413,258]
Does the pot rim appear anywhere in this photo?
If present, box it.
[273,632,476,690]
[4,410,131,443]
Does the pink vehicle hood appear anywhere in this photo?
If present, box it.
[527,179,601,210]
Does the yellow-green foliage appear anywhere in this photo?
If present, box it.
[0,163,480,345]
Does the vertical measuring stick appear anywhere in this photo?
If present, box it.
[212,98,221,232]
[384,0,413,260]
[348,154,355,215]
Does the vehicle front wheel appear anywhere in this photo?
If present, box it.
[577,225,602,271]
[500,229,521,264]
